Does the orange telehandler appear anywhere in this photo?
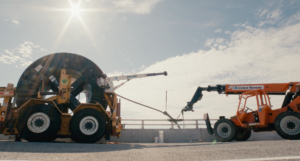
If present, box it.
[183,82,300,142]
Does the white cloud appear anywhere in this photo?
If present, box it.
[224,31,231,34]
[80,0,163,14]
[4,19,20,25]
[257,8,282,26]
[4,50,14,55]
[204,38,214,47]
[215,38,225,44]
[113,0,163,14]
[0,41,46,67]
[17,41,35,58]
[257,9,268,18]
[12,20,20,25]
[234,22,248,27]
[113,10,300,124]
[214,29,222,33]
[0,54,22,64]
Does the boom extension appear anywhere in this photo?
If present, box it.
[99,71,168,92]
[183,85,225,112]
[107,71,167,82]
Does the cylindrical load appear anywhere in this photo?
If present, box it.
[15,52,108,110]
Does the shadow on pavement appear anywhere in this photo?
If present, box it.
[0,141,233,153]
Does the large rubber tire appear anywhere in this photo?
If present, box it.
[17,104,61,142]
[214,119,237,142]
[274,112,300,140]
[70,108,106,143]
[235,128,251,141]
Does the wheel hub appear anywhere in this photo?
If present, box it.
[27,112,50,133]
[222,127,228,133]
[217,123,231,138]
[79,116,99,135]
[34,118,44,127]
[84,122,94,130]
[280,115,300,135]
[287,121,296,130]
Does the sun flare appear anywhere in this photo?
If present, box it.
[69,0,81,16]
[54,0,101,54]
[71,5,80,15]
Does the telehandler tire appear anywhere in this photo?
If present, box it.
[275,112,300,140]
[235,128,251,141]
[17,104,61,142]
[70,108,106,143]
[214,119,237,142]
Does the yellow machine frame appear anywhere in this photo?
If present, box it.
[0,68,122,138]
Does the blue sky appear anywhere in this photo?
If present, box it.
[1,0,300,125]
[2,0,299,74]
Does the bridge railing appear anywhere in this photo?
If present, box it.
[121,119,218,129]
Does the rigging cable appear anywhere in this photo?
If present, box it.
[116,93,181,129]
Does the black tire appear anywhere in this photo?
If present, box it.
[235,128,251,141]
[214,119,237,142]
[17,104,61,142]
[274,112,300,140]
[70,108,107,143]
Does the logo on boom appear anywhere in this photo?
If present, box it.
[231,85,264,90]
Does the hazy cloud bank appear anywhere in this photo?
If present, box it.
[114,9,300,122]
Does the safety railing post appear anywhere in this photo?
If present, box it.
[171,122,174,129]
[141,120,144,129]
[196,120,199,129]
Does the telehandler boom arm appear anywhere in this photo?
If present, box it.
[183,85,225,112]
[183,82,300,112]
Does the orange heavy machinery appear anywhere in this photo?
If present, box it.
[183,82,300,142]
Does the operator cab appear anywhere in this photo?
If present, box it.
[238,90,272,112]
[237,89,272,126]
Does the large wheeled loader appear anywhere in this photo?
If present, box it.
[183,83,300,142]
[0,53,167,143]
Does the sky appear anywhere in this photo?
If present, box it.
[1,0,300,128]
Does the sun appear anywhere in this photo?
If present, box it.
[69,0,81,16]
[71,5,80,15]
[54,0,101,52]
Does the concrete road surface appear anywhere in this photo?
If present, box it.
[0,140,299,161]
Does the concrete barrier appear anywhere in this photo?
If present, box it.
[0,129,284,143]
[107,129,284,143]
[104,129,201,143]
[0,134,15,140]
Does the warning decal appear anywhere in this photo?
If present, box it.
[35,64,43,72]
[61,79,68,85]
[230,85,264,90]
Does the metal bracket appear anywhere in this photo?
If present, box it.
[203,113,214,135]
